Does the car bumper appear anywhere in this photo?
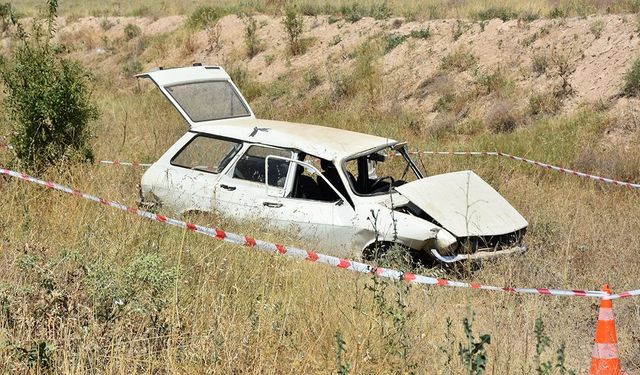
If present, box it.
[430,245,527,263]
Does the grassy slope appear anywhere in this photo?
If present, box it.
[11,0,640,20]
[1,4,640,375]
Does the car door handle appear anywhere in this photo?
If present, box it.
[263,202,283,208]
[220,184,236,191]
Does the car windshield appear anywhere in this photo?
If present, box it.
[344,145,423,196]
[165,80,251,122]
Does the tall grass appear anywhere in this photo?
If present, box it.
[1,4,640,374]
[11,0,640,19]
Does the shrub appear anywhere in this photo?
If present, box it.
[303,69,322,90]
[384,33,407,54]
[622,57,640,96]
[529,91,562,116]
[473,6,517,21]
[441,48,477,72]
[0,2,12,31]
[0,1,99,171]
[123,23,141,40]
[475,69,510,96]
[282,7,305,55]
[370,1,392,20]
[531,53,548,76]
[122,56,143,75]
[486,100,520,133]
[589,19,604,39]
[187,6,222,29]
[243,15,264,59]
[342,4,363,23]
[548,7,566,19]
[410,27,431,39]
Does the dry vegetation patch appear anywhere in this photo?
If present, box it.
[1,3,640,373]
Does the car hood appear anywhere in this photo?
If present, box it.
[395,171,528,237]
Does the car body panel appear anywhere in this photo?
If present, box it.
[395,171,528,237]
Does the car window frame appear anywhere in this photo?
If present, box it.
[265,155,353,208]
[230,144,297,191]
[164,80,252,123]
[169,132,243,175]
[342,144,424,197]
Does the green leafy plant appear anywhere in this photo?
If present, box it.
[622,57,640,97]
[441,48,478,72]
[342,4,363,23]
[282,6,305,55]
[0,0,99,171]
[589,20,604,39]
[410,27,431,39]
[243,15,264,59]
[370,1,392,20]
[187,6,223,29]
[334,331,351,375]
[458,315,491,375]
[532,317,577,375]
[123,23,141,40]
[385,33,407,53]
[14,341,56,370]
[473,6,516,21]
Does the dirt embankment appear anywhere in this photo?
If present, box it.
[33,14,640,148]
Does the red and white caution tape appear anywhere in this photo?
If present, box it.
[96,160,152,168]
[408,151,640,190]
[2,166,632,300]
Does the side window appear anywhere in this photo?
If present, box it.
[232,145,292,187]
[289,156,348,203]
[172,135,241,173]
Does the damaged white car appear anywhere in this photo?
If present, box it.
[138,65,528,263]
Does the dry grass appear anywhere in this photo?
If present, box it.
[10,0,640,19]
[1,4,640,374]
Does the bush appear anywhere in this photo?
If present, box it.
[441,48,477,72]
[370,1,392,20]
[473,6,517,21]
[0,1,98,171]
[531,52,548,76]
[123,23,141,40]
[342,4,363,23]
[282,7,305,55]
[243,15,264,59]
[622,58,640,97]
[486,100,520,133]
[384,33,407,54]
[187,6,222,29]
[410,27,431,39]
[529,91,562,116]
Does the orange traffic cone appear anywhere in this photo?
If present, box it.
[590,284,622,375]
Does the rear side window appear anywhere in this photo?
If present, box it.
[171,135,241,173]
[166,81,250,122]
[232,145,292,187]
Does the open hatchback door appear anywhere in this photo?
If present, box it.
[136,65,255,129]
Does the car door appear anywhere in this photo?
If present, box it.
[263,156,359,255]
[143,133,243,213]
[213,144,296,221]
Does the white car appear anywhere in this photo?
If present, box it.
[138,65,528,263]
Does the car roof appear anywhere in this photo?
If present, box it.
[191,118,398,161]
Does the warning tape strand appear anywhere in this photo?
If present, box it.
[408,151,640,190]
[96,160,152,168]
[2,166,635,300]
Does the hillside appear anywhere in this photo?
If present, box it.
[0,9,639,374]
